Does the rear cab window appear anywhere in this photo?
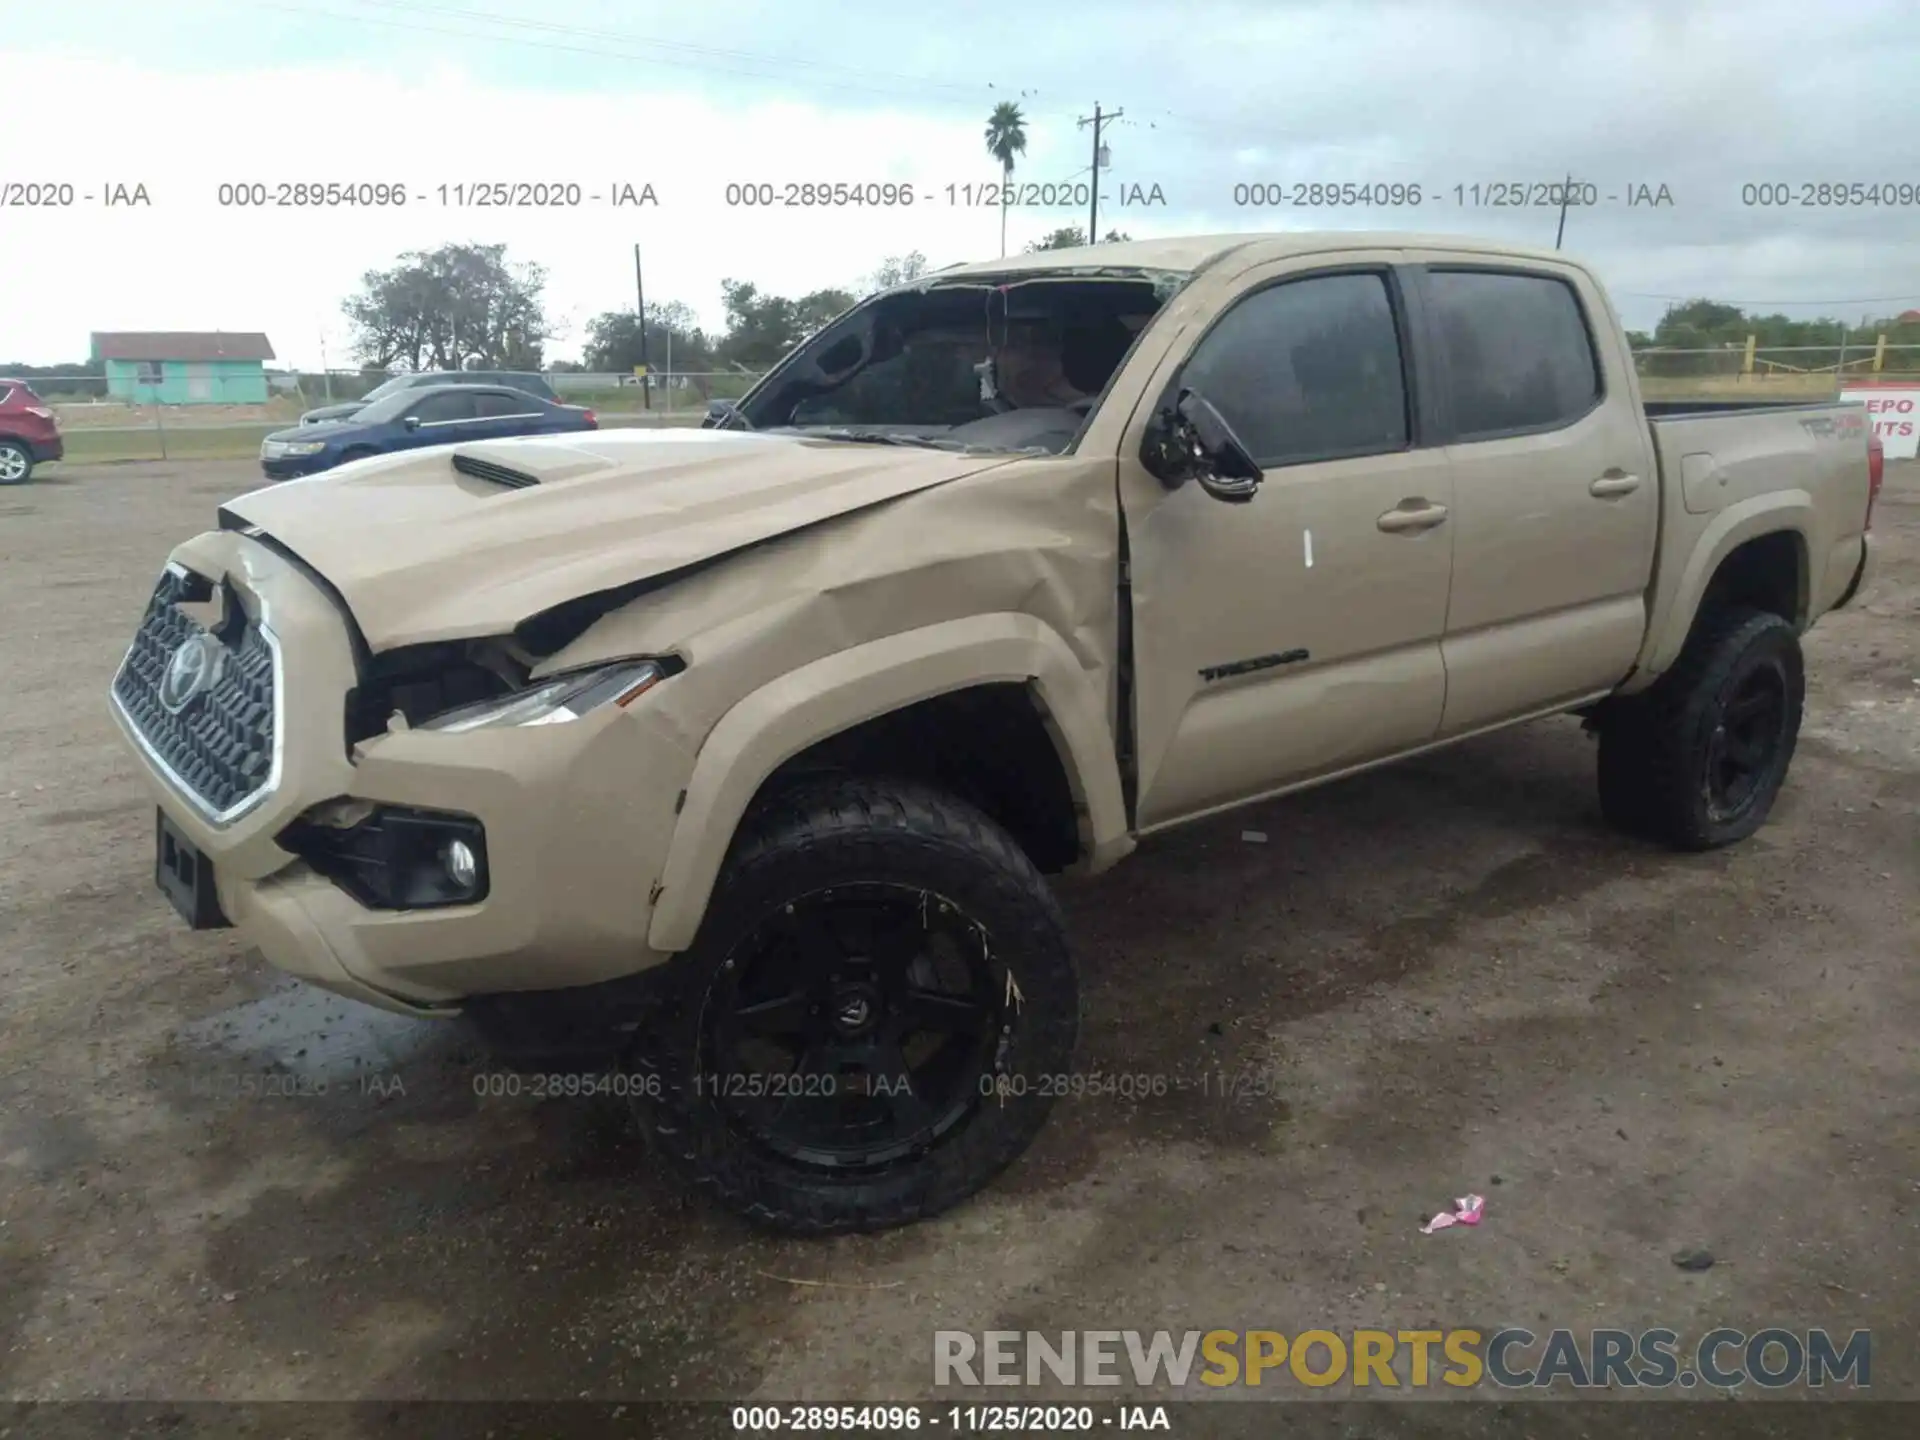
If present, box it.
[1425,269,1601,437]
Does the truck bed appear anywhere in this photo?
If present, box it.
[1628,395,1874,693]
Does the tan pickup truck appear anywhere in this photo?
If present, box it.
[110,233,1881,1232]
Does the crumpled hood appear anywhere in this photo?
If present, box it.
[221,428,1019,650]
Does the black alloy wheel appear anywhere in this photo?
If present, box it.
[703,883,1003,1170]
[1597,606,1805,850]
[632,776,1077,1234]
[1703,655,1792,824]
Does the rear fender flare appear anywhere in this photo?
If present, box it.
[1627,492,1812,690]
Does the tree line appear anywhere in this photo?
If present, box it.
[335,230,1135,377]
[1627,298,1920,353]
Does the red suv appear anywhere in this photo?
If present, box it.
[0,380,63,484]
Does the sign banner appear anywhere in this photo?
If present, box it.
[1839,382,1920,460]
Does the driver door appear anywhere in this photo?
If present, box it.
[1121,258,1456,828]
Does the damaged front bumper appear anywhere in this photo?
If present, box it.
[108,531,697,1015]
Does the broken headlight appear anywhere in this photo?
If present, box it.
[420,659,668,733]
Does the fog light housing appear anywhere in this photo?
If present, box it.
[443,837,479,890]
[278,804,489,910]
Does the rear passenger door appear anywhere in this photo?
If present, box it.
[395,390,481,449]
[1408,260,1658,735]
[470,388,551,436]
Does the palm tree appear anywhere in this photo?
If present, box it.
[983,102,1028,257]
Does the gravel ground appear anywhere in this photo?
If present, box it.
[0,459,1914,1434]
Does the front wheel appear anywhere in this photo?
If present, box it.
[631,776,1077,1234]
[0,440,33,485]
[1597,607,1805,849]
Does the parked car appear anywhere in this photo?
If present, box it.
[0,379,64,484]
[298,370,560,427]
[260,384,596,478]
[110,233,1879,1234]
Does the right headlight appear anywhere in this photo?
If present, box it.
[419,660,669,733]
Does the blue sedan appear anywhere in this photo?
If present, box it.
[259,383,597,479]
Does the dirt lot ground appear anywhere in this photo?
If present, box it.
[0,458,1914,1433]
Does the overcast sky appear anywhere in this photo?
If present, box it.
[7,0,1920,369]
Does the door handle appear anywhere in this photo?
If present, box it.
[1590,473,1641,497]
[1377,501,1449,534]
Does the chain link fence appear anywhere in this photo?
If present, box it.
[17,341,1920,463]
[1631,341,1920,400]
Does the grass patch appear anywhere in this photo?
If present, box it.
[58,426,278,464]
[1638,372,1920,401]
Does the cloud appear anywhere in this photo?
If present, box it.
[5,0,1919,366]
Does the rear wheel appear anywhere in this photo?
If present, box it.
[632,776,1077,1234]
[0,441,33,485]
[1597,607,1804,849]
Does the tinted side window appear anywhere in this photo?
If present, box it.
[1179,273,1408,466]
[1428,270,1599,436]
[411,392,478,422]
[474,391,534,417]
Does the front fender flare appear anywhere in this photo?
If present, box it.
[645,613,1129,952]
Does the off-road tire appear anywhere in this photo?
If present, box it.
[631,775,1077,1234]
[0,440,33,485]
[1597,606,1804,850]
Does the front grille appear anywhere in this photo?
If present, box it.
[111,568,279,820]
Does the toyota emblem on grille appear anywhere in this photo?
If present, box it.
[158,632,225,714]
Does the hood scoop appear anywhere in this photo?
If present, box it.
[449,436,626,488]
[452,452,539,489]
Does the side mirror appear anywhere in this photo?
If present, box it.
[704,399,743,430]
[402,415,422,431]
[1141,388,1262,503]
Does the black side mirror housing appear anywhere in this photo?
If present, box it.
[1141,388,1262,503]
[704,399,743,430]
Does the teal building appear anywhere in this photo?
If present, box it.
[93,331,276,404]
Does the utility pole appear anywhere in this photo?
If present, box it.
[633,241,651,410]
[1078,102,1122,244]
[1553,172,1574,250]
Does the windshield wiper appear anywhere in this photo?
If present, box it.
[803,428,960,450]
